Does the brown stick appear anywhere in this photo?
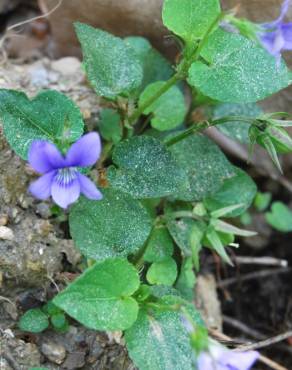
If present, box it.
[223,315,266,340]
[209,329,288,370]
[218,267,291,288]
[235,331,292,352]
[234,256,288,268]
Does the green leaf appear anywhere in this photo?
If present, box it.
[99,109,122,144]
[146,257,178,286]
[204,167,257,217]
[125,298,200,370]
[19,308,49,333]
[144,227,174,263]
[125,37,173,92]
[53,258,140,331]
[175,258,196,301]
[205,227,233,265]
[265,202,292,232]
[75,23,143,99]
[0,89,84,159]
[162,0,221,43]
[150,285,181,299]
[169,134,234,201]
[139,82,187,131]
[212,219,256,237]
[134,285,152,302]
[188,29,290,103]
[203,230,234,248]
[51,313,68,331]
[108,136,188,198]
[42,301,61,316]
[212,103,262,143]
[167,217,206,261]
[69,189,153,260]
[254,192,272,211]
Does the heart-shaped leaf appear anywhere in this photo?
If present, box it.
[162,0,221,43]
[0,89,84,159]
[69,189,153,260]
[108,136,188,198]
[54,258,140,331]
[125,295,203,370]
[139,82,187,131]
[169,134,234,201]
[188,29,290,103]
[75,23,143,99]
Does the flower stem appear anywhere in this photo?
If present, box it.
[165,116,255,147]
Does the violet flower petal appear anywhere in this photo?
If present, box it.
[29,170,56,200]
[279,0,291,23]
[65,132,101,168]
[221,350,259,370]
[260,29,285,55]
[197,345,259,370]
[77,173,103,200]
[28,140,65,173]
[197,352,224,370]
[280,23,292,48]
[51,177,80,209]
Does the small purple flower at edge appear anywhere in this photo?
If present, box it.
[28,132,103,209]
[258,0,292,62]
[197,342,259,370]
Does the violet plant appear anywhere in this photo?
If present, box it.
[1,0,292,369]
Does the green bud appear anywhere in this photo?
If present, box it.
[249,124,292,154]
[259,126,292,154]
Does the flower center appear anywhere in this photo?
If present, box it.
[55,167,77,186]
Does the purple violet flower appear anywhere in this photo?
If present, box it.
[28,132,103,209]
[197,342,259,370]
[258,0,292,62]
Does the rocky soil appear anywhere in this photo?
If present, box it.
[0,58,135,370]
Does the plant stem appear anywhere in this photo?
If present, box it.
[128,13,225,126]
[128,73,181,125]
[191,12,225,62]
[165,115,255,147]
[132,226,155,269]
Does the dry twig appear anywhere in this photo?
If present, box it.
[0,0,63,64]
[235,331,292,352]
[209,329,288,370]
[234,256,288,267]
[218,267,291,288]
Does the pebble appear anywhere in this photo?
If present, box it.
[0,226,14,240]
[62,352,86,369]
[0,214,8,226]
[51,57,82,75]
[41,341,66,364]
[36,203,51,219]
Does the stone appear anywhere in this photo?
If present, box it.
[51,57,82,75]
[41,341,66,364]
[0,214,8,226]
[0,226,14,241]
[44,0,173,58]
[0,334,41,368]
[62,352,86,369]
